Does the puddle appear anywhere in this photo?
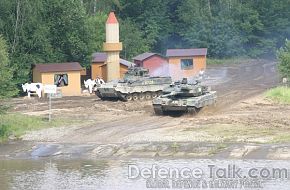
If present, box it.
[1,158,290,189]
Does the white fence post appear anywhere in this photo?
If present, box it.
[44,85,57,122]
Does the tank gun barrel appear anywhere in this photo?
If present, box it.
[162,90,180,98]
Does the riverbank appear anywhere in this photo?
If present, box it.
[1,92,289,160]
[0,113,82,142]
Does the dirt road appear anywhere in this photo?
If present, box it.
[3,59,290,160]
[203,59,278,112]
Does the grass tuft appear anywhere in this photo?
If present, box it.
[0,113,75,142]
[265,86,290,104]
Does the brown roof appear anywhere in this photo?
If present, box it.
[120,59,135,67]
[166,48,207,57]
[92,52,135,67]
[34,62,83,73]
[132,52,165,61]
[92,52,107,62]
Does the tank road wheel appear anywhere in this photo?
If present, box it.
[151,92,158,99]
[132,93,139,101]
[153,105,164,115]
[138,93,145,100]
[145,92,152,100]
[125,94,133,101]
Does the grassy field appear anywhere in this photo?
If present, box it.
[0,113,75,142]
[265,86,290,104]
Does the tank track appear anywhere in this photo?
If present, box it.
[187,107,201,115]
[95,90,104,100]
[153,105,164,115]
[152,106,201,115]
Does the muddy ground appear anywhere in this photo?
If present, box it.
[1,59,290,160]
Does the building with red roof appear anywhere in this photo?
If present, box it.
[132,53,168,76]
[132,48,207,80]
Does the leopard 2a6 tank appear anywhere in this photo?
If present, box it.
[96,67,172,101]
[152,78,217,115]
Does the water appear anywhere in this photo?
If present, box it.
[1,159,290,189]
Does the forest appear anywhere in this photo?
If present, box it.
[0,0,290,97]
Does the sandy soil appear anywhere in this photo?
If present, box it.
[2,59,290,160]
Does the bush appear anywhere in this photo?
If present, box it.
[277,39,290,78]
[0,124,9,140]
[0,104,9,114]
[0,36,18,99]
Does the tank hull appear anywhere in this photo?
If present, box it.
[152,91,217,113]
[96,77,172,101]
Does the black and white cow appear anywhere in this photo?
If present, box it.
[22,83,43,98]
[84,78,105,94]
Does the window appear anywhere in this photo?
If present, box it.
[181,59,193,70]
[54,74,68,87]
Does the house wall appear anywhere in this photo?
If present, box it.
[101,65,107,81]
[120,64,128,79]
[101,64,128,81]
[91,62,105,79]
[133,56,168,76]
[133,60,143,67]
[168,55,206,81]
[41,71,81,96]
[143,56,168,76]
[32,68,42,83]
[92,62,129,82]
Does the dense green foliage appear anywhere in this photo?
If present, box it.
[277,39,290,78]
[0,36,18,99]
[0,0,97,83]
[0,0,290,93]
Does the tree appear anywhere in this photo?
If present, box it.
[209,16,244,58]
[43,0,96,66]
[71,11,109,68]
[0,0,98,83]
[118,0,171,52]
[251,0,290,56]
[177,0,244,57]
[277,39,290,78]
[120,19,149,60]
[0,36,18,99]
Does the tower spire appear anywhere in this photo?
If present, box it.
[106,12,118,24]
[103,12,123,81]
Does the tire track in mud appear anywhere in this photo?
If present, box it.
[65,115,174,143]
[205,60,278,113]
